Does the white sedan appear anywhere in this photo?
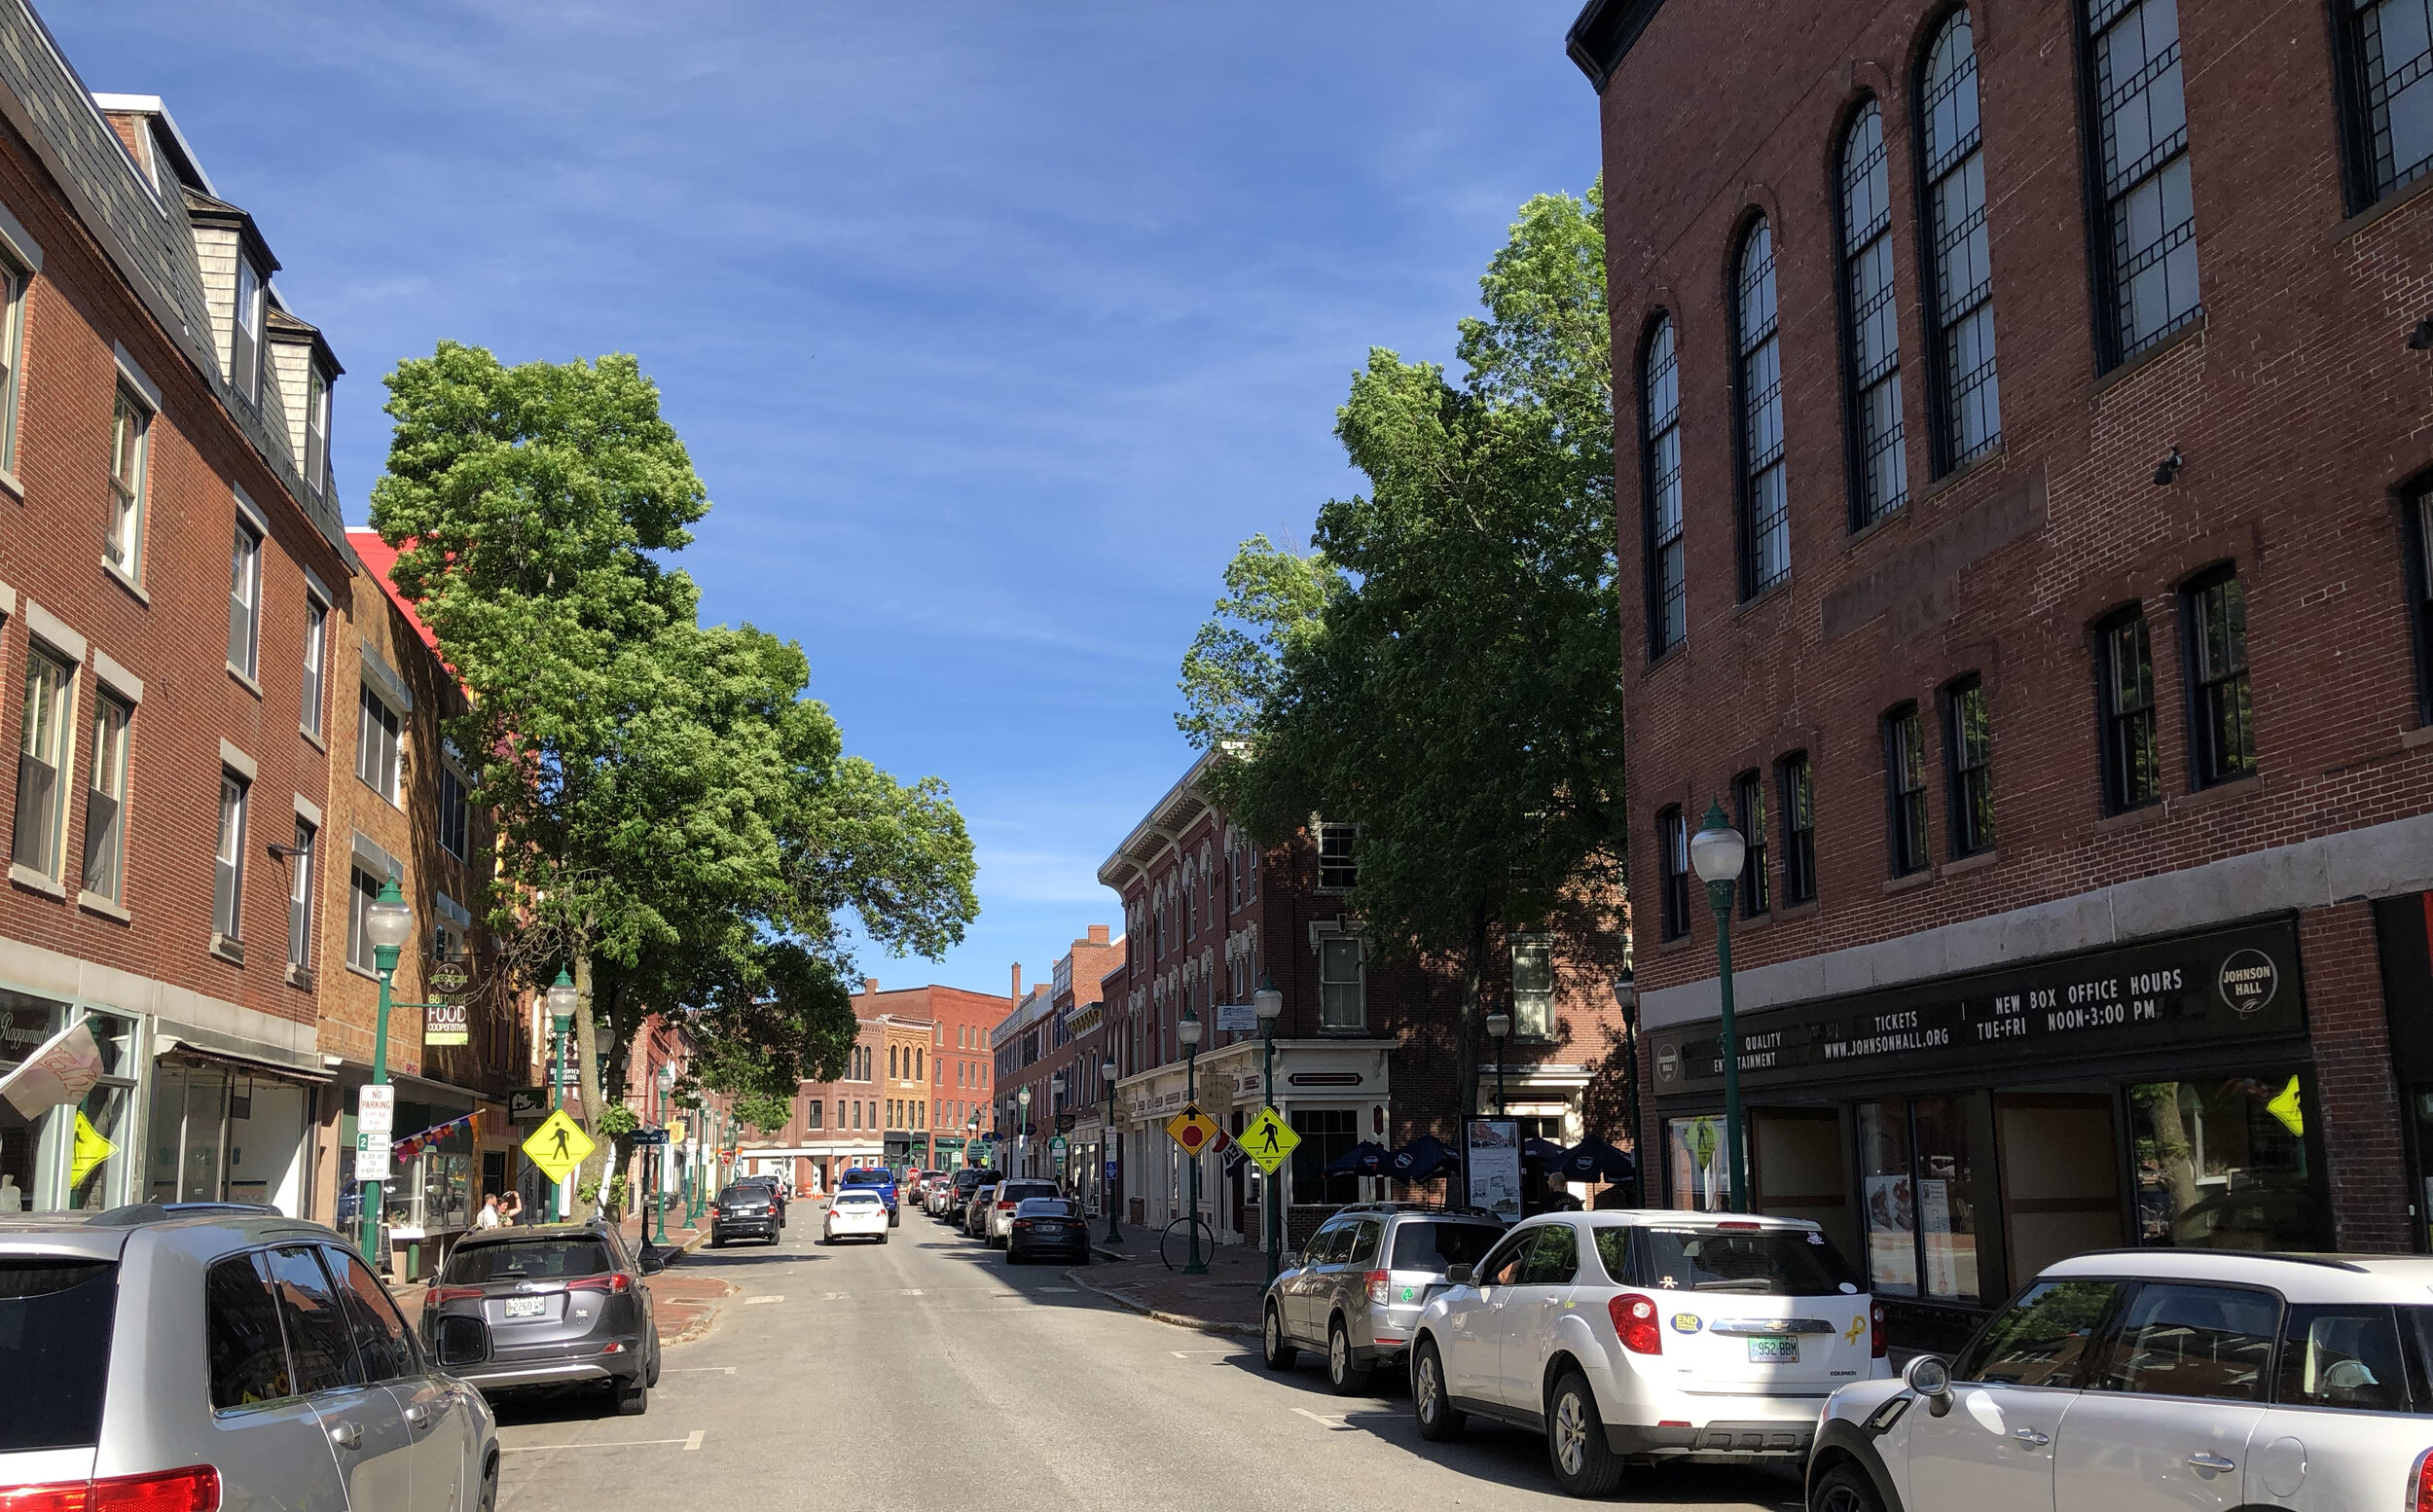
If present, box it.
[823,1190,890,1243]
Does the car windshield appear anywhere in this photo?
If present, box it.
[1016,1199,1077,1218]
[718,1188,768,1206]
[1600,1225,1862,1296]
[1391,1221,1506,1272]
[445,1238,614,1283]
[842,1170,890,1186]
[1000,1182,1057,1202]
[834,1193,881,1207]
[0,1258,116,1452]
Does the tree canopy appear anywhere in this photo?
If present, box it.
[370,342,979,1195]
[1182,186,1622,1125]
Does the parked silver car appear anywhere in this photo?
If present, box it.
[0,1202,498,1512]
[963,1185,999,1239]
[1263,1202,1507,1393]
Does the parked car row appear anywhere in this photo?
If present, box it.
[908,1170,1092,1265]
[1253,1201,2433,1505]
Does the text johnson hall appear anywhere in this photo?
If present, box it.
[1572,0,2433,1348]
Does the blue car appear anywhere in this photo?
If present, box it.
[837,1167,899,1226]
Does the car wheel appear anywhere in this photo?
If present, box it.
[476,1453,499,1512]
[646,1347,661,1388]
[1810,1461,1887,1512]
[1262,1304,1297,1372]
[614,1375,648,1417]
[1327,1318,1374,1395]
[878,1231,889,1244]
[1545,1369,1623,1498]
[1412,1339,1463,1442]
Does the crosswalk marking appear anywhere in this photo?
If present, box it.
[744,1295,784,1305]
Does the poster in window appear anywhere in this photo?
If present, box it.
[1864,1173,1917,1293]
[1668,1116,1729,1212]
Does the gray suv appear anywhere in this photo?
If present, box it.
[418,1222,663,1414]
[1263,1203,1507,1394]
[0,1202,498,1512]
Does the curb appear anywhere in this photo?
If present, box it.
[1060,1267,1260,1340]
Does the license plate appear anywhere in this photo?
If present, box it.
[1747,1336,1798,1362]
[504,1296,547,1319]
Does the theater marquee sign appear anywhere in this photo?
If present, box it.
[1650,918,2306,1097]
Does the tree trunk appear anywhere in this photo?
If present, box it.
[572,952,609,1222]
[1454,903,1486,1205]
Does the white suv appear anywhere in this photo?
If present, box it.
[1810,1248,2433,1512]
[1409,1211,1886,1496]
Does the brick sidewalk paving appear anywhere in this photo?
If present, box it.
[1067,1233,1272,1336]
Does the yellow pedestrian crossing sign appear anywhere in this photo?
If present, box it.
[523,1109,596,1183]
[71,1111,117,1188]
[1166,1103,1219,1155]
[1242,1106,1298,1173]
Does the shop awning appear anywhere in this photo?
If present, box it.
[153,1026,331,1084]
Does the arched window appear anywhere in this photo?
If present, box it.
[1919,9,2001,470]
[1837,100,1906,528]
[1732,219,1790,598]
[1641,316,1687,655]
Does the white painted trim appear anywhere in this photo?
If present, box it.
[1642,810,2433,1029]
[21,599,85,664]
[91,649,141,703]
[0,579,15,618]
[292,792,322,827]
[111,342,161,411]
[232,483,268,535]
[357,638,413,713]
[350,829,402,882]
[217,738,257,783]
[0,199,43,270]
[435,891,472,928]
[303,566,333,605]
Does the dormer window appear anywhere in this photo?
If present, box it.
[232,257,264,401]
[305,365,330,493]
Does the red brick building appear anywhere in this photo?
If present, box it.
[1098,751,1626,1243]
[992,925,1122,1194]
[1573,0,2433,1343]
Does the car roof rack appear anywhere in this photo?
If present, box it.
[1328,1201,1506,1220]
[85,1201,279,1227]
[2059,1247,2372,1274]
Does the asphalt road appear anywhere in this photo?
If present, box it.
[489,1199,1804,1512]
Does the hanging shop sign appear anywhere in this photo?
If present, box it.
[422,998,469,1048]
[1649,918,2306,1098]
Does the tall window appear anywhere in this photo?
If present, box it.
[2098,609,2161,811]
[1318,935,1364,1032]
[346,865,383,973]
[232,258,264,402]
[212,773,248,944]
[1838,100,1907,526]
[1732,770,1770,917]
[2411,486,2433,722]
[82,692,130,905]
[12,646,75,880]
[227,522,262,680]
[1642,317,1688,652]
[2081,0,2199,362]
[1732,219,1791,597]
[0,254,26,475]
[1943,676,1995,856]
[1510,933,1554,1038]
[2184,567,2256,786]
[1656,806,1690,940]
[1182,864,1197,939]
[357,687,401,803]
[106,388,149,580]
[301,596,328,739]
[438,753,469,861]
[305,367,332,494]
[1317,821,1358,891]
[1920,10,2001,469]
[2342,0,2433,204]
[1778,753,1817,906]
[1885,704,1931,875]
[286,820,315,971]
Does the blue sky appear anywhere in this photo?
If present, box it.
[53,2,1599,997]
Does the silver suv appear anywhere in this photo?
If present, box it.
[1263,1203,1507,1394]
[0,1202,498,1512]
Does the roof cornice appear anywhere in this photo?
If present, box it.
[1566,0,1667,90]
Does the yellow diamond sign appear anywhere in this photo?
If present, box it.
[71,1111,117,1188]
[1241,1106,1299,1173]
[1166,1102,1219,1156]
[523,1109,596,1183]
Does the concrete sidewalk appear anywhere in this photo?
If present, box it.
[1065,1230,1271,1337]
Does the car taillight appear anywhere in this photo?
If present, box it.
[2412,1449,2433,1512]
[0,1467,222,1512]
[1608,1291,1662,1354]
[1363,1270,1392,1306]
[1717,1220,1761,1230]
[426,1285,485,1306]
[997,1200,1015,1209]
[1013,1219,1033,1230]
[567,1273,634,1295]
[1870,1300,1887,1359]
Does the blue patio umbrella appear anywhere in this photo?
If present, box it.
[1556,1137,1637,1183]
[1521,1136,1569,1162]
[1388,1134,1459,1181]
[1325,1140,1389,1176]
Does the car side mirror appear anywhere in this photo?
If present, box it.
[1905,1354,1953,1416]
[638,1251,667,1276]
[435,1314,488,1371]
[1446,1264,1473,1287]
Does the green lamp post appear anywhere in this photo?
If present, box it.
[1179,1008,1206,1277]
[544,969,577,1221]
[354,875,417,1263]
[1254,975,1284,1285]
[654,1061,674,1244]
[1689,800,1751,1211]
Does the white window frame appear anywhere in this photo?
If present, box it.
[300,594,328,739]
[346,863,384,975]
[212,770,248,950]
[0,250,27,477]
[437,747,470,861]
[286,818,315,972]
[232,257,264,402]
[357,685,402,804]
[1510,933,1555,1039]
[11,643,77,884]
[304,364,331,493]
[1313,924,1365,1033]
[80,688,131,907]
[1317,821,1358,892]
[227,519,262,681]
[105,387,150,583]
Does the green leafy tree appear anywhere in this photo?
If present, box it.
[371,342,978,1210]
[1188,186,1622,1136]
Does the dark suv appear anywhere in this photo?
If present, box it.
[942,1169,1002,1226]
[710,1184,781,1246]
[730,1174,786,1229]
[418,1221,663,1415]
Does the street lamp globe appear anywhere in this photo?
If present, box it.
[1689,803,1749,885]
[1050,1073,1066,1100]
[1102,1058,1118,1082]
[362,877,415,952]
[1178,1010,1203,1049]
[1253,974,1283,1026]
[1612,966,1639,1023]
[1485,1010,1511,1041]
[545,970,578,1034]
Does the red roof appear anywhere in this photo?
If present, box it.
[346,528,440,654]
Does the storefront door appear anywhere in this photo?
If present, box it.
[1993,1094,2123,1286]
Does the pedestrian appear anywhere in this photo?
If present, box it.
[499,1189,525,1226]
[474,1194,503,1230]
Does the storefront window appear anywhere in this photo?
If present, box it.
[1666,1116,1729,1213]
[146,1060,309,1214]
[2132,1075,2322,1251]
[1857,1101,1916,1296]
[1858,1098,1980,1303]
[381,1110,474,1236]
[0,992,66,1210]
